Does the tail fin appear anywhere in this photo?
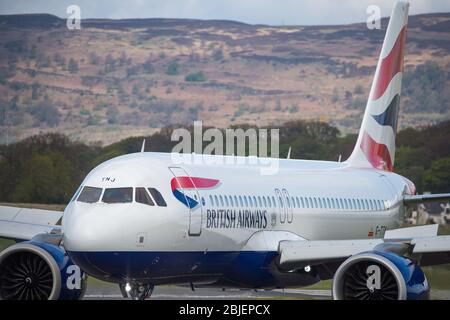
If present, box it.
[346,1,409,171]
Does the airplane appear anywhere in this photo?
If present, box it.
[0,0,449,300]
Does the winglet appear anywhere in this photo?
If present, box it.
[141,139,146,153]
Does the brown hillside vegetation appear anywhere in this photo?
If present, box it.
[0,13,449,145]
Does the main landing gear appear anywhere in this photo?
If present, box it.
[119,282,154,300]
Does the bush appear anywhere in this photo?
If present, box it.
[68,58,79,74]
[185,71,206,82]
[30,101,60,127]
[165,61,179,75]
[143,59,155,74]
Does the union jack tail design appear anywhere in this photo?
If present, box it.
[347,1,409,172]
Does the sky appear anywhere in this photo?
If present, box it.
[0,0,449,26]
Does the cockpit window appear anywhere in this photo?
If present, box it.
[77,186,102,203]
[70,185,83,203]
[102,187,133,203]
[148,188,167,207]
[135,187,154,206]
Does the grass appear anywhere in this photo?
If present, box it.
[0,202,65,211]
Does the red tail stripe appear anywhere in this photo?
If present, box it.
[171,176,219,190]
[360,131,393,171]
[372,26,407,100]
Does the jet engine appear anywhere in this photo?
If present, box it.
[332,251,429,300]
[0,238,86,300]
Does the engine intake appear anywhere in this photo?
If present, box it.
[332,251,429,300]
[0,241,86,300]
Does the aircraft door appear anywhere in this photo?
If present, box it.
[275,189,286,223]
[282,189,293,223]
[169,167,202,236]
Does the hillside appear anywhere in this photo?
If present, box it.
[0,13,449,145]
[1,120,449,204]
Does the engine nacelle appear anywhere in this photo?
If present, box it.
[0,241,86,300]
[332,251,429,300]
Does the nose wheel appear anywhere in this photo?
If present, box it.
[119,282,154,300]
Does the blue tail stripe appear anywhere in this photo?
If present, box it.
[372,94,400,133]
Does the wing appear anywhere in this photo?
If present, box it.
[403,193,450,205]
[278,224,450,277]
[0,205,63,241]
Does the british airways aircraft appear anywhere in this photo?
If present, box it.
[0,0,449,300]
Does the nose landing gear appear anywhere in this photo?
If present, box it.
[119,282,154,300]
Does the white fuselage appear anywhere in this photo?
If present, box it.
[61,152,412,286]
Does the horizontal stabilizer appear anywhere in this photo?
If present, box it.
[403,193,450,205]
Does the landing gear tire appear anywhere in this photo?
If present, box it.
[120,283,154,300]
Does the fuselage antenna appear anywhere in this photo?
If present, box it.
[141,139,146,153]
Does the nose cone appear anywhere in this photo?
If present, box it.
[63,202,115,252]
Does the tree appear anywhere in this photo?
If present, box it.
[423,157,450,193]
[68,58,79,74]
[165,61,179,75]
[143,58,155,74]
[212,48,224,61]
[31,82,40,100]
[30,101,60,127]
[12,153,75,204]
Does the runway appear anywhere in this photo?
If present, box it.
[83,280,450,300]
[84,281,332,300]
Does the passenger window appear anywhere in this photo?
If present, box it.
[348,199,352,210]
[318,198,322,208]
[234,196,238,207]
[313,198,318,208]
[300,197,305,208]
[239,196,243,207]
[148,188,167,207]
[219,195,224,206]
[229,196,234,207]
[135,187,154,206]
[244,196,248,207]
[224,196,229,206]
[267,197,272,208]
[78,186,102,203]
[213,195,218,207]
[263,196,267,207]
[253,196,257,207]
[327,198,331,209]
[258,196,262,207]
[103,187,133,203]
[209,195,214,207]
[248,196,253,207]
